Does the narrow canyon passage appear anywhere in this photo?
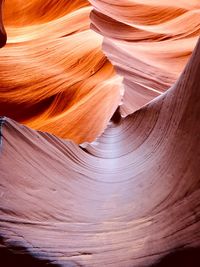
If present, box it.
[0,0,200,266]
[0,38,200,266]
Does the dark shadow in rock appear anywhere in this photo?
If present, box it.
[111,106,121,124]
[151,247,200,267]
[0,236,61,267]
[0,248,59,266]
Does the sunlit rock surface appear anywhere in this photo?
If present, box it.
[0,0,200,266]
[89,0,200,115]
[0,0,121,143]
[0,36,200,266]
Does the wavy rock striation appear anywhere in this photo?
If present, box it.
[0,35,199,266]
[89,0,200,116]
[0,0,121,143]
[1,0,200,140]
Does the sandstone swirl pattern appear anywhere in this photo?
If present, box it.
[0,1,200,267]
[90,0,200,115]
[0,34,200,267]
[0,0,121,143]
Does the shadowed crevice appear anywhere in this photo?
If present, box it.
[0,0,7,48]
[0,237,84,267]
[151,247,200,267]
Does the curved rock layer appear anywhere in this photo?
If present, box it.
[89,0,200,116]
[0,0,200,141]
[0,37,199,267]
[0,0,121,143]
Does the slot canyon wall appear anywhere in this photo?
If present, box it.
[89,0,200,115]
[0,0,200,267]
[0,0,121,143]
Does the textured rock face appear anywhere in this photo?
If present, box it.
[0,0,121,143]
[0,0,200,140]
[0,37,200,267]
[1,0,199,142]
[0,1,200,266]
[89,0,200,115]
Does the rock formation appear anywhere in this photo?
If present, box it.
[90,0,200,115]
[0,1,200,266]
[0,35,199,267]
[0,0,121,143]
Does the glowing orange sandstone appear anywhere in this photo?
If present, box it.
[0,0,6,48]
[0,0,121,143]
[0,0,199,141]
